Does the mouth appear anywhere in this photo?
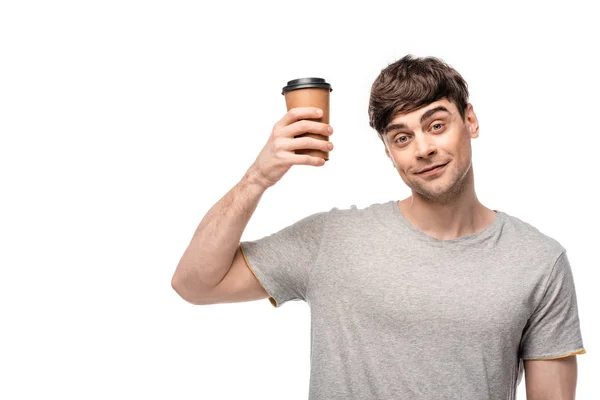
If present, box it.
[416,162,449,175]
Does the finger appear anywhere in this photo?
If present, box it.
[280,119,332,139]
[285,137,333,152]
[287,153,327,166]
[274,107,324,129]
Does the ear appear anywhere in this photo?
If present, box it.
[465,103,479,138]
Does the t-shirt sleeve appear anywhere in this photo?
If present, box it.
[519,251,586,360]
[239,210,328,308]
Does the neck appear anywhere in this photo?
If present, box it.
[398,166,496,240]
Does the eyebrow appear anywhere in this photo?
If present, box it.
[383,106,450,136]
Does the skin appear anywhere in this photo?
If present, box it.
[524,356,578,400]
[383,97,496,240]
[382,98,578,397]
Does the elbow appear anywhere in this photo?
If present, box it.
[171,273,188,301]
[171,271,206,306]
[171,273,183,297]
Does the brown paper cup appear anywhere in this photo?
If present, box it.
[282,78,332,161]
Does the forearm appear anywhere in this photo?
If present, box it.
[171,168,268,301]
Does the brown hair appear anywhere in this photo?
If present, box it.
[368,54,470,140]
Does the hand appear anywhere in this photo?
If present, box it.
[246,107,334,190]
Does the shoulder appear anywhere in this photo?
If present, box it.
[327,200,392,219]
[323,200,395,231]
[498,210,566,256]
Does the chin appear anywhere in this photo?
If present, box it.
[415,188,451,202]
[411,179,459,202]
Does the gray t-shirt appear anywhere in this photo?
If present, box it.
[240,200,586,399]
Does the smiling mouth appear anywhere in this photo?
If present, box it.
[417,162,449,174]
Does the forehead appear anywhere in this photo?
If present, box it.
[389,98,456,125]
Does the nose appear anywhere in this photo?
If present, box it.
[413,133,437,159]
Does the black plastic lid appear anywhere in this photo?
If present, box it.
[282,77,332,94]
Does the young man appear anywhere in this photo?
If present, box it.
[172,55,586,399]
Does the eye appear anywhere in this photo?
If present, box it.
[394,135,409,144]
[431,123,445,131]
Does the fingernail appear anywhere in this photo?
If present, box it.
[328,126,333,133]
[316,108,323,116]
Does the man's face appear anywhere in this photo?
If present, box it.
[383,98,479,203]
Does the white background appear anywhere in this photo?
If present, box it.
[1,1,597,399]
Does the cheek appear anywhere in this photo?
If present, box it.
[396,160,411,175]
[439,133,459,149]
[393,160,410,180]
[458,137,473,161]
[444,131,471,159]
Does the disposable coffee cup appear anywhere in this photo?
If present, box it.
[282,77,332,161]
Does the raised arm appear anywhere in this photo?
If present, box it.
[171,107,333,304]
